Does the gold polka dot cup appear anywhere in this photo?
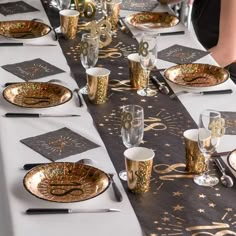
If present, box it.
[124,147,155,193]
[128,53,147,89]
[60,9,80,39]
[87,67,110,104]
[183,129,206,174]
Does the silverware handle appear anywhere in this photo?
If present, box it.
[201,89,233,95]
[112,181,123,202]
[23,163,45,170]
[5,113,40,117]
[160,31,185,36]
[26,208,69,214]
[214,159,225,173]
[0,43,23,46]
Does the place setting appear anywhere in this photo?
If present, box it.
[18,125,124,213]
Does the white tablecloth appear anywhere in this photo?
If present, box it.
[0,1,236,235]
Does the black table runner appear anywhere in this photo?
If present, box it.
[42,2,236,235]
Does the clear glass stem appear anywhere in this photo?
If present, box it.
[144,69,151,91]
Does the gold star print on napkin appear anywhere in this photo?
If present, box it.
[20,128,100,161]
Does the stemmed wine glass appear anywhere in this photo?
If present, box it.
[194,109,225,187]
[119,105,144,180]
[80,33,99,94]
[138,34,158,97]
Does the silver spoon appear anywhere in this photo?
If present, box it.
[214,159,234,187]
[150,75,170,95]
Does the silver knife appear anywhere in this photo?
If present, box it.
[26,208,121,214]
[4,113,80,117]
[170,89,233,99]
[0,43,57,46]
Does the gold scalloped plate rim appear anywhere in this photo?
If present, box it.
[23,162,111,203]
[3,82,73,108]
[164,63,230,88]
[227,150,236,172]
[126,11,179,31]
[0,20,52,41]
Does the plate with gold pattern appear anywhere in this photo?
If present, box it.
[3,82,72,108]
[227,149,236,172]
[126,12,179,31]
[23,162,110,203]
[0,20,51,40]
[164,64,230,88]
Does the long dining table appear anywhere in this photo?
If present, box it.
[0,1,236,236]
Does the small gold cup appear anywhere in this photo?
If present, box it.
[59,9,80,39]
[183,129,206,174]
[103,0,121,31]
[124,147,155,193]
[87,67,110,104]
[128,53,147,89]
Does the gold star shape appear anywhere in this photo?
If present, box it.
[184,184,189,187]
[173,204,184,211]
[208,203,216,208]
[215,193,221,197]
[199,194,206,198]
[173,191,183,197]
[162,217,170,222]
[148,106,153,108]
[198,209,205,213]
[225,208,233,212]
[99,123,104,126]
[141,99,147,102]
[120,97,128,101]
[150,234,157,236]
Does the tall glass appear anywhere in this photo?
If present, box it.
[119,105,144,181]
[121,105,144,148]
[138,34,158,97]
[80,33,99,94]
[194,109,225,187]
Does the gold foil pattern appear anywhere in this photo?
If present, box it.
[3,82,72,108]
[126,11,179,30]
[23,162,110,203]
[0,20,51,39]
[164,63,229,88]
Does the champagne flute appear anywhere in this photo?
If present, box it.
[194,109,225,187]
[119,105,144,180]
[80,33,99,94]
[138,34,158,97]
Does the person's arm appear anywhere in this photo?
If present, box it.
[209,0,236,67]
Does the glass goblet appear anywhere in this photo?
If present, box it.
[80,33,99,94]
[119,105,144,181]
[138,34,158,97]
[194,109,225,187]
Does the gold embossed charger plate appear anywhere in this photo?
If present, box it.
[164,63,230,88]
[3,82,72,108]
[0,20,51,40]
[126,12,179,31]
[23,162,110,203]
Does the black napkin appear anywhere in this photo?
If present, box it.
[20,127,100,161]
[158,44,210,64]
[2,58,64,81]
[0,1,38,16]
